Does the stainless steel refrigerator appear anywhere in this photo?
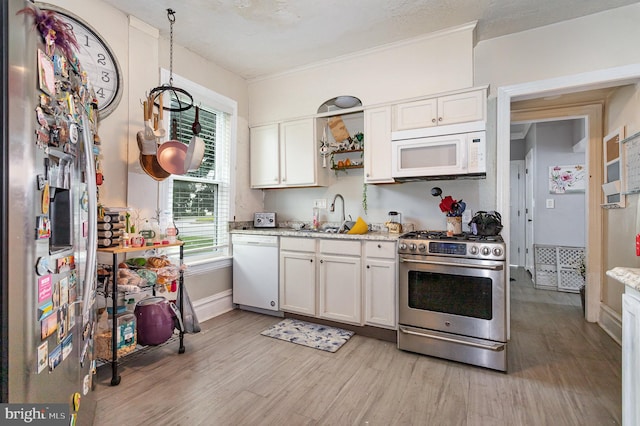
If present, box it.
[1,1,99,423]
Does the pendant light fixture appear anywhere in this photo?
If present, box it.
[149,8,193,112]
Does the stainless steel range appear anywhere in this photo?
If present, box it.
[397,230,508,371]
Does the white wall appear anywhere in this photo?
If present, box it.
[474,4,640,97]
[248,24,475,125]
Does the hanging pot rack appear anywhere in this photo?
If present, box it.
[149,8,193,112]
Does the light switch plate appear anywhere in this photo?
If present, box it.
[546,199,555,208]
[314,199,327,209]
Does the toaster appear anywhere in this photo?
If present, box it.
[254,212,277,228]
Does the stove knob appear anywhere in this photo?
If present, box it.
[493,247,503,257]
[399,243,407,250]
[418,243,427,252]
[481,246,491,256]
[409,243,417,251]
[469,245,479,255]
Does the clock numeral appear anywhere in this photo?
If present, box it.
[101,71,110,83]
[97,53,107,66]
[96,88,105,99]
[83,35,90,48]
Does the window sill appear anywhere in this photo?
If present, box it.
[183,255,232,276]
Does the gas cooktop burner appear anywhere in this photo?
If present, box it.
[401,230,503,243]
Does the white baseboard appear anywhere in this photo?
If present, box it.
[598,303,622,346]
[193,289,234,323]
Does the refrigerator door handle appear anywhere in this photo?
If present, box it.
[81,113,98,316]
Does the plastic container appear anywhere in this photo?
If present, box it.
[312,207,320,230]
[135,297,176,345]
[96,312,137,359]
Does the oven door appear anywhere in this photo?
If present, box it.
[398,254,506,342]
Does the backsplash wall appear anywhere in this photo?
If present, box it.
[262,173,496,232]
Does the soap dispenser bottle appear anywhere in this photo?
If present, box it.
[313,207,320,230]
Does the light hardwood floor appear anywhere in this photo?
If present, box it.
[92,268,621,425]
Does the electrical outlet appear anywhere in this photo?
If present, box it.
[314,199,327,209]
[546,199,555,209]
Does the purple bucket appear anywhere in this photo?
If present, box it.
[134,297,175,345]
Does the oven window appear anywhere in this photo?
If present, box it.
[408,271,492,320]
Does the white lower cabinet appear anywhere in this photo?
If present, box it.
[318,240,361,325]
[363,241,397,328]
[279,237,317,315]
[279,237,397,329]
[623,287,640,426]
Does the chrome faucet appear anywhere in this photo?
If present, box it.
[330,194,346,231]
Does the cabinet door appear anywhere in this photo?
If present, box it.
[279,250,316,315]
[364,106,395,183]
[281,118,316,186]
[364,258,396,328]
[250,124,280,187]
[392,98,438,131]
[437,90,485,126]
[318,254,361,324]
[622,291,640,426]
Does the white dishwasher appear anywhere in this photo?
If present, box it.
[232,233,280,314]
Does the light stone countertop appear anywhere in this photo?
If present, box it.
[230,227,402,242]
[606,267,640,291]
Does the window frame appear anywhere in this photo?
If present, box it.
[158,69,237,264]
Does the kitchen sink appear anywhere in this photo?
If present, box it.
[294,227,342,233]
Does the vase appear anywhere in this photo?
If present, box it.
[446,216,462,236]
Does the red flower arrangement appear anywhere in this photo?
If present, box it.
[431,187,466,217]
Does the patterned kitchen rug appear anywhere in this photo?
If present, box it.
[260,318,354,353]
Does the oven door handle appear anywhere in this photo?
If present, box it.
[400,258,503,271]
[399,327,505,352]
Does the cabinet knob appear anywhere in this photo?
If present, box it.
[366,265,370,269]
[432,118,436,123]
[366,173,370,177]
[377,244,382,248]
[310,259,313,263]
[320,259,324,263]
[438,117,443,122]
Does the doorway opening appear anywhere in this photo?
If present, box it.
[497,64,640,323]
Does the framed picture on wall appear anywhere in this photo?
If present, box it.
[549,165,586,194]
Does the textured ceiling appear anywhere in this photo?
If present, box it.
[100,0,639,80]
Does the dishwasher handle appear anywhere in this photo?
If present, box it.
[232,234,278,246]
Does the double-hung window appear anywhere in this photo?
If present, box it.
[159,70,236,262]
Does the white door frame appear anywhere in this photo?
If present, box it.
[497,64,640,323]
[509,159,526,268]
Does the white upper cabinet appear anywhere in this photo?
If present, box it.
[281,119,317,186]
[392,88,486,131]
[250,124,280,187]
[250,118,321,188]
[364,106,394,184]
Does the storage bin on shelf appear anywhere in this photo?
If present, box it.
[95,312,137,359]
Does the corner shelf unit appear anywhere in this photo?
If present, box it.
[331,149,364,171]
[97,241,185,386]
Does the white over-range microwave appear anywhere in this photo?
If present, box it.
[391,122,486,181]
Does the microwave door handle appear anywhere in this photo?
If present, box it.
[400,258,503,271]
[460,137,468,172]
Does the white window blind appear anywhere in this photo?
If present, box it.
[160,82,233,260]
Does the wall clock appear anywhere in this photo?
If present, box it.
[37,3,123,119]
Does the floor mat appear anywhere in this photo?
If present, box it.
[260,318,354,353]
